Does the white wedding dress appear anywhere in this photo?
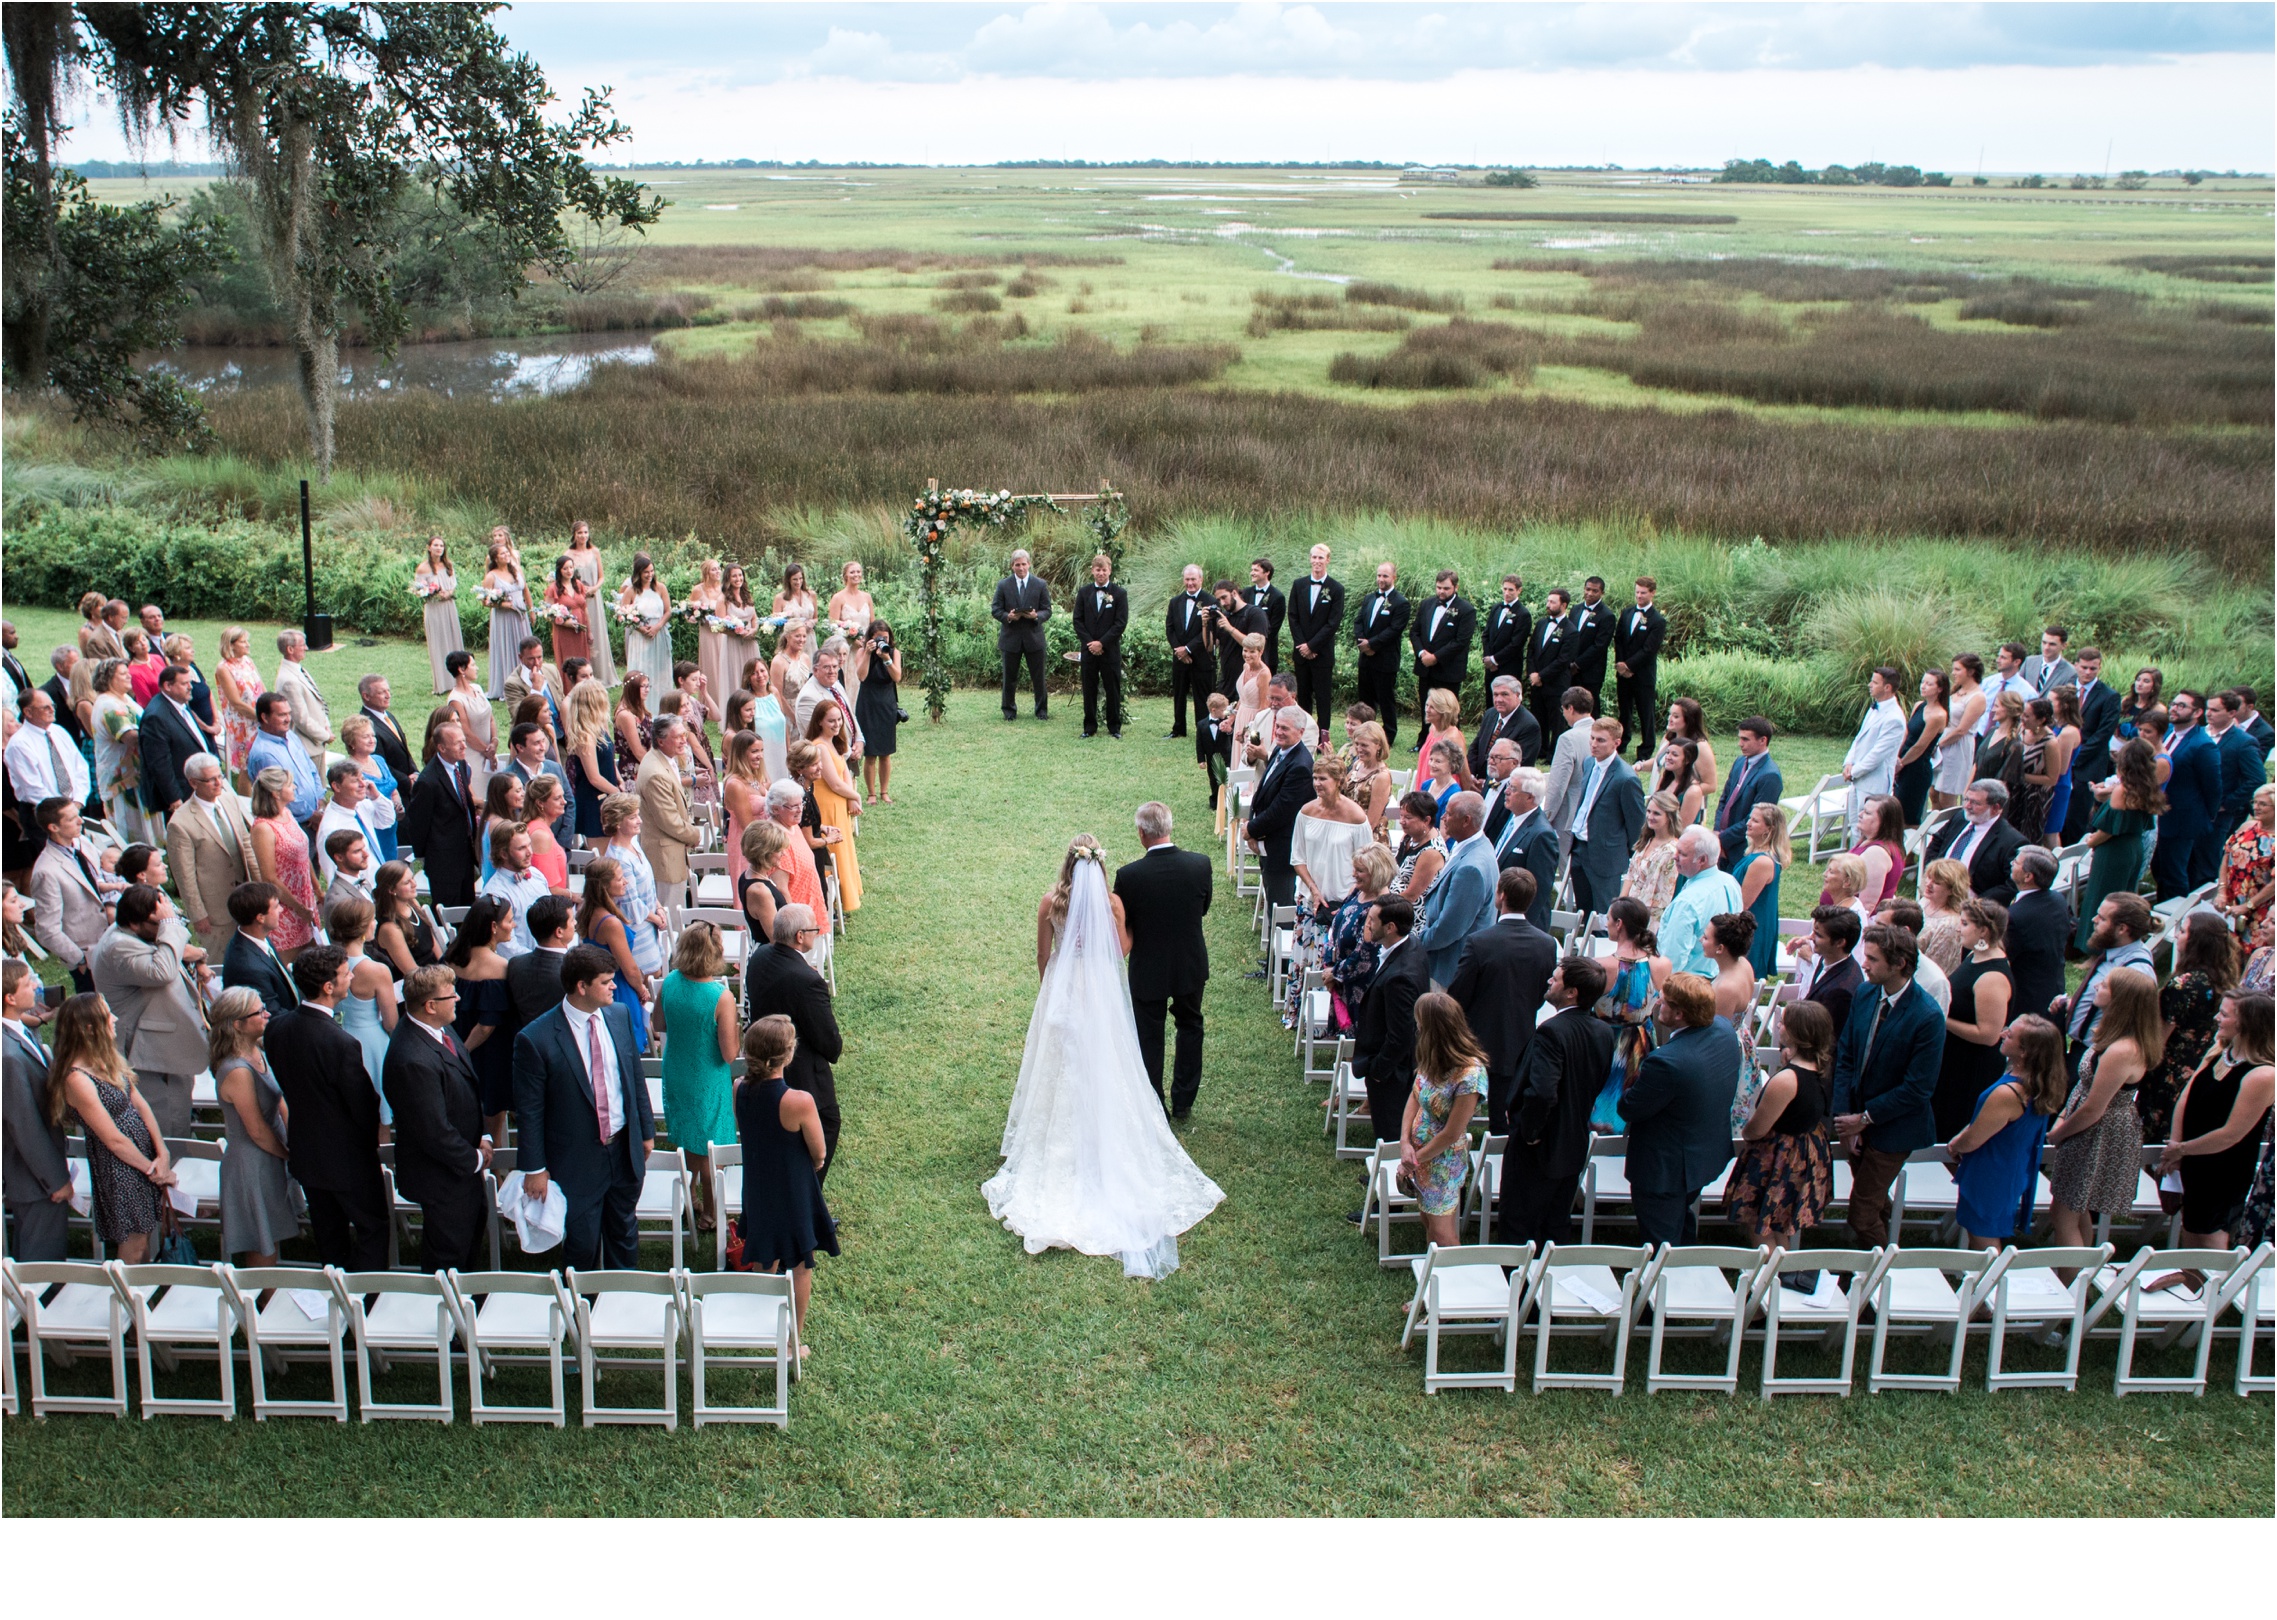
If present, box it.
[982,860,1225,1278]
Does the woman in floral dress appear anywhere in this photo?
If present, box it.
[213,626,266,781]
[249,765,318,955]
[2216,783,2274,948]
[90,658,154,841]
[2141,913,2239,1143]
[1591,896,1669,1133]
[1621,792,1684,934]
[1403,991,1488,1249]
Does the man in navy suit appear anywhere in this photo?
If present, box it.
[1351,897,1430,1151]
[1620,972,1740,1247]
[220,883,300,1017]
[1409,792,1498,987]
[2151,690,2222,899]
[136,663,207,818]
[1564,718,1647,917]
[2063,648,2121,842]
[1713,717,1785,870]
[2203,691,2263,886]
[1490,768,1559,930]
[1448,867,1560,1134]
[513,944,654,1271]
[1243,709,1315,915]
[1830,924,1946,1249]
[383,963,491,1272]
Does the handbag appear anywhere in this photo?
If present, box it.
[894,704,910,724]
[155,1205,198,1266]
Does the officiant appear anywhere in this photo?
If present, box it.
[992,550,1053,722]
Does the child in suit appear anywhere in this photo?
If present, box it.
[1204,694,1238,834]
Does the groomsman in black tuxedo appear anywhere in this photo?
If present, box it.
[1480,575,1531,694]
[1351,562,1410,745]
[1408,570,1476,744]
[1525,588,1577,739]
[1164,564,1211,740]
[1246,558,1287,672]
[2064,647,2120,842]
[1244,709,1316,914]
[990,549,1053,721]
[1115,801,1214,1119]
[1613,575,1668,762]
[1568,575,1617,706]
[1072,553,1128,740]
[1284,544,1344,736]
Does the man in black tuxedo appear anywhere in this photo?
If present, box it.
[1713,717,1785,870]
[514,945,654,1268]
[356,674,418,799]
[1243,709,1316,913]
[1205,579,1265,699]
[1351,897,1428,1148]
[1350,562,1410,745]
[221,883,301,1017]
[2002,847,2071,1023]
[2063,648,2119,842]
[1448,868,1560,1134]
[990,549,1052,721]
[1072,553,1129,740]
[1925,779,2028,903]
[1490,768,1560,930]
[137,663,207,817]
[1479,574,1531,696]
[1115,802,1215,1119]
[1799,906,1864,1033]
[1468,675,1541,780]
[1408,569,1476,743]
[1499,955,1614,1245]
[1164,563,1211,740]
[507,894,574,1025]
[1246,557,1286,672]
[268,946,390,1269]
[1612,576,1668,763]
[1284,544,1344,735]
[742,907,845,1173]
[382,964,490,1272]
[401,719,481,907]
[1567,576,1617,706]
[1525,588,1577,740]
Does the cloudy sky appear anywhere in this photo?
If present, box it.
[59,2,2277,170]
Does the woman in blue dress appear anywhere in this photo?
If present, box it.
[1733,803,1789,980]
[575,855,654,1054]
[1949,1014,2068,1248]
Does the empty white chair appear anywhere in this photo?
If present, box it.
[1360,1140,1461,1269]
[1266,905,1300,1000]
[684,1269,799,1426]
[115,1260,239,1420]
[1296,972,1336,1075]
[219,1265,349,1422]
[331,1268,458,1424]
[1327,1053,1374,1160]
[1577,1136,1631,1243]
[2091,1246,2253,1398]
[161,1137,225,1237]
[709,1144,746,1269]
[1750,1248,1886,1400]
[447,1269,573,1426]
[6,1258,133,1419]
[1465,1133,1506,1245]
[1978,1244,2111,1392]
[1639,1245,1768,1396]
[1780,773,1849,862]
[638,1146,693,1270]
[2232,1243,2273,1397]
[675,903,749,968]
[1400,1243,1532,1395]
[1524,1243,1650,1394]
[567,1268,681,1429]
[1865,1247,1998,1395]
[2,1285,16,1417]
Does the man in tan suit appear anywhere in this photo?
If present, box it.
[502,636,564,724]
[88,885,211,1138]
[635,715,702,912]
[166,751,259,955]
[28,797,116,991]
[274,627,334,770]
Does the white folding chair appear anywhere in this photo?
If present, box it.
[638,1145,693,1269]
[1523,1243,1650,1394]
[1360,1140,1458,1269]
[568,1267,681,1430]
[115,1260,239,1420]
[1639,1245,1768,1395]
[687,851,733,910]
[710,1145,745,1269]
[331,1268,458,1424]
[1977,1244,2111,1392]
[1465,1133,1507,1245]
[1780,773,1848,862]
[1327,1053,1375,1160]
[437,904,472,936]
[1577,1136,1631,1243]
[220,1264,349,1421]
[2091,1246,2252,1397]
[1295,970,1336,1072]
[1865,1247,1998,1394]
[684,1269,800,1426]
[1266,905,1300,1000]
[1400,1243,1532,1394]
[445,1268,573,1427]
[1547,909,1583,951]
[2,1285,16,1416]
[675,904,751,970]
[161,1137,226,1238]
[2232,1243,2274,1397]
[5,1258,134,1418]
[1891,1148,1963,1240]
[1749,1247,1886,1399]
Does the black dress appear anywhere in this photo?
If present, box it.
[736,868,786,934]
[1725,1062,1833,1237]
[454,973,517,1116]
[735,1075,838,1271]
[854,632,900,759]
[1894,702,1933,826]
[2179,1055,2271,1236]
[80,1073,163,1242]
[1933,957,2013,1140]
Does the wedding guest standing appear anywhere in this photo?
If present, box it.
[853,618,903,803]
[1448,867,1559,1134]
[2,962,70,1260]
[734,1013,836,1345]
[618,551,675,693]
[383,964,490,1272]
[438,648,498,790]
[543,553,593,671]
[208,987,297,1266]
[88,884,209,1137]
[1285,544,1344,735]
[991,549,1053,721]
[1351,562,1410,747]
[743,906,844,1175]
[1400,992,1488,1250]
[415,536,464,695]
[1566,718,1647,918]
[1895,668,1949,827]
[2160,990,2274,1253]
[2217,782,2276,946]
[90,657,152,841]
[1734,804,1788,979]
[656,920,740,1234]
[1947,1015,2064,1250]
[2075,739,2163,951]
[1244,709,1317,914]
[1284,751,1375,1023]
[1621,972,1740,1246]
[563,681,622,846]
[248,766,318,956]
[1713,717,1783,870]
[1072,553,1127,742]
[212,630,265,782]
[1831,924,1947,1249]
[637,715,706,914]
[1726,999,1835,1258]
[482,531,532,701]
[2045,965,2158,1249]
[1934,898,2013,1138]
[403,721,482,907]
[1498,955,1612,1243]
[614,670,653,768]
[54,992,172,1264]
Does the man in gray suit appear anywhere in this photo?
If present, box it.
[88,884,211,1139]
[1538,687,1598,869]
[2018,625,2077,697]
[1564,717,1648,917]
[1408,791,1499,986]
[3,959,72,1259]
[29,796,116,992]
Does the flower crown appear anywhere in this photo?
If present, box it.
[1070,843,1106,866]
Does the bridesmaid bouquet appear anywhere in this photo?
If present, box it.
[537,601,584,633]
[409,577,446,600]
[474,583,514,608]
[670,601,708,626]
[610,601,648,630]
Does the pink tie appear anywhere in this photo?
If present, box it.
[588,1014,614,1142]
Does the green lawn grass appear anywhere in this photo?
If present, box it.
[3,612,2268,1516]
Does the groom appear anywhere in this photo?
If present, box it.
[1114,800,1213,1120]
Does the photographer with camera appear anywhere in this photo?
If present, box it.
[850,620,904,804]
[1205,580,1266,703]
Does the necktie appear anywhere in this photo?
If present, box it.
[1719,756,1754,829]
[1952,822,1982,866]
[588,1013,615,1141]
[1860,993,1891,1072]
[43,727,74,799]
[1573,761,1600,838]
[71,845,100,894]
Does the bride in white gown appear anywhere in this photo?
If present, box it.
[983,837,1225,1279]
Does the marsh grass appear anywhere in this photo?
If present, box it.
[1247,290,1411,335]
[1345,280,1466,313]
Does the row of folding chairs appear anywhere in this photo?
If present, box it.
[1398,1239,2274,1400]
[2,1259,800,1429]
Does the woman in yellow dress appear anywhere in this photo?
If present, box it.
[801,700,863,913]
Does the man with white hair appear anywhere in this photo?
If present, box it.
[1244,707,1316,916]
[273,627,334,769]
[1115,801,1215,1118]
[1243,670,1318,766]
[1164,563,1211,740]
[636,714,702,912]
[1479,736,1522,843]
[794,643,866,754]
[991,548,1053,721]
[743,902,845,1174]
[1469,673,1541,781]
[1409,790,1498,987]
[1658,826,1746,978]
[165,751,258,953]
[1492,766,1559,929]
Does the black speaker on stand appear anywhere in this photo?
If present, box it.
[299,479,333,651]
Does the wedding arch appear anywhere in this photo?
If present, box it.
[902,477,1129,721]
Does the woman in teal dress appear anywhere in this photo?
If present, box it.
[1590,896,1667,1133]
[1734,802,1789,980]
[1403,991,1487,1249]
[656,921,740,1233]
[2075,739,2164,953]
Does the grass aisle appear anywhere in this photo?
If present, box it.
[3,676,2268,1514]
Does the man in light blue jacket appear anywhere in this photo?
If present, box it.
[1409,791,1498,986]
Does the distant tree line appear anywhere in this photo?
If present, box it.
[1717,159,1952,187]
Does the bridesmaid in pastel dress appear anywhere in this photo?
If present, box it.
[689,560,738,704]
[618,550,675,692]
[772,563,818,633]
[544,553,593,670]
[720,564,763,694]
[566,520,616,686]
[827,560,875,640]
[482,532,532,701]
[415,536,464,696]
[769,620,813,708]
[213,625,266,778]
